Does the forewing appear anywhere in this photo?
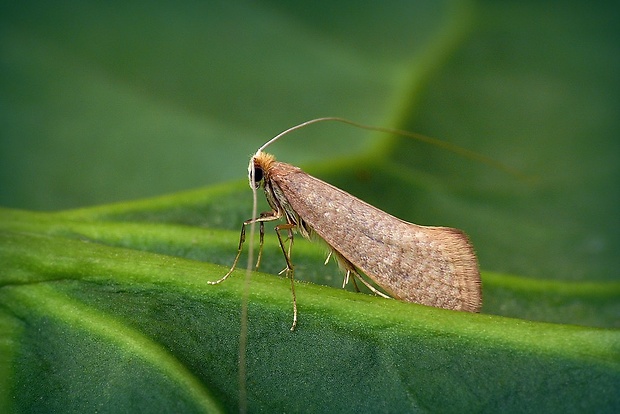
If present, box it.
[271,165,481,312]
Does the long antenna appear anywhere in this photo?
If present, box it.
[255,116,528,180]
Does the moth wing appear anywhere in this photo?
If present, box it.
[272,166,481,312]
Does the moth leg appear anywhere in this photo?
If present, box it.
[248,211,281,271]
[342,269,351,289]
[209,211,279,285]
[329,252,360,293]
[275,223,296,274]
[277,226,294,268]
[337,268,361,292]
[324,250,333,266]
[254,221,265,269]
[275,223,298,331]
[351,269,391,299]
[350,272,361,292]
[286,227,294,259]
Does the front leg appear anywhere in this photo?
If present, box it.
[208,210,281,285]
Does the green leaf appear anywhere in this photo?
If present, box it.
[1,0,619,413]
[1,204,619,412]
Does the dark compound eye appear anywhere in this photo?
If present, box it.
[253,166,263,182]
[251,165,263,188]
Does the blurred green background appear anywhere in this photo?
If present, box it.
[1,0,618,285]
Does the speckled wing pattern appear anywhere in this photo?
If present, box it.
[269,161,481,312]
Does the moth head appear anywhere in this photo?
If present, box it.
[248,151,275,189]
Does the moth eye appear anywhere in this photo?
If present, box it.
[251,165,263,188]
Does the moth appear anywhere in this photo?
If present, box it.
[210,118,482,330]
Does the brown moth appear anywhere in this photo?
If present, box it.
[210,118,482,330]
